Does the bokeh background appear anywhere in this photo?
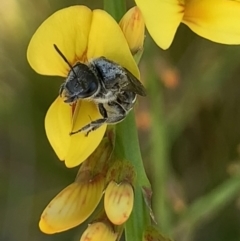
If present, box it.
[1,0,240,241]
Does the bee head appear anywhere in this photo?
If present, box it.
[61,63,99,103]
[54,44,99,103]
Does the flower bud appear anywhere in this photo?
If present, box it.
[80,222,117,241]
[39,176,104,234]
[119,6,145,54]
[104,181,134,225]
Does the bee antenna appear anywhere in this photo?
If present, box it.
[53,44,78,78]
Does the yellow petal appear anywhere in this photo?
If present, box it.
[183,0,240,44]
[39,178,104,234]
[104,181,134,225]
[65,100,106,168]
[135,0,184,49]
[87,9,139,78]
[45,96,71,160]
[45,98,106,167]
[80,222,118,241]
[27,6,92,76]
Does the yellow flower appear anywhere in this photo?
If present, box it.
[119,6,145,54]
[80,222,118,241]
[27,6,139,167]
[104,181,134,225]
[39,176,105,234]
[135,0,240,49]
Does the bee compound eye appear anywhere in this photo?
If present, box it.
[84,80,98,97]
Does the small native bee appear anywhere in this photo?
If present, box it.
[54,44,146,135]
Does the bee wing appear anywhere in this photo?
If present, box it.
[122,68,147,96]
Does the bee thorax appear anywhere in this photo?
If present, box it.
[92,90,118,103]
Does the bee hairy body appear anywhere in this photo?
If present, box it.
[55,45,146,135]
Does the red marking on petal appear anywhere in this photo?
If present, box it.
[71,102,77,116]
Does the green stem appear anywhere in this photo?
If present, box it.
[114,112,150,186]
[103,0,126,21]
[147,70,172,234]
[103,1,152,240]
[115,112,151,241]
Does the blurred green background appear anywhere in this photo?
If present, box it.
[1,0,240,241]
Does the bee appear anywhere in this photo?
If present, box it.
[54,44,146,135]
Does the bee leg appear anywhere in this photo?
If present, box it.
[69,119,107,135]
[70,104,107,136]
[81,118,108,136]
[97,101,126,127]
[70,102,126,136]
[79,113,125,136]
[78,103,118,135]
